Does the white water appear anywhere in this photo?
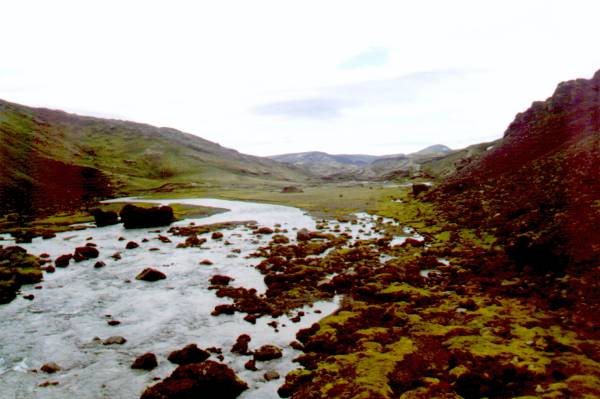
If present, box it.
[0,198,349,399]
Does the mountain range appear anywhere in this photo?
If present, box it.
[269,144,454,179]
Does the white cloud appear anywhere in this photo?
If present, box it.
[1,0,600,156]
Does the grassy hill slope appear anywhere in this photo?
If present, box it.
[0,99,309,215]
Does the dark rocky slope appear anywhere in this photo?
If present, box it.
[433,69,600,271]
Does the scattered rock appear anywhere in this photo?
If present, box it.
[177,235,206,248]
[55,254,72,268]
[264,370,280,381]
[136,268,166,282]
[254,227,274,235]
[107,320,121,326]
[253,345,282,361]
[43,265,56,273]
[120,204,174,229]
[131,353,158,371]
[94,261,106,269]
[111,252,122,260]
[23,294,34,300]
[212,232,224,240]
[167,344,210,366]
[212,304,236,316]
[126,241,139,250]
[157,235,171,243]
[271,234,290,244]
[231,334,251,355]
[73,246,99,262]
[140,361,247,399]
[244,359,257,371]
[200,259,213,265]
[38,380,59,387]
[41,362,61,374]
[296,228,311,241]
[102,336,127,345]
[210,275,233,286]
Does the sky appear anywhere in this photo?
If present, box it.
[2,1,600,156]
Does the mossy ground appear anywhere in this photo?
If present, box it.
[275,188,600,399]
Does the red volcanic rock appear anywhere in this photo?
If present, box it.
[199,259,213,265]
[140,361,248,399]
[296,228,311,241]
[168,344,210,365]
[135,268,166,282]
[244,359,257,371]
[177,235,207,248]
[254,227,274,235]
[73,246,99,262]
[231,334,251,355]
[131,353,158,371]
[271,234,290,244]
[210,275,233,286]
[157,235,171,243]
[212,304,236,316]
[40,362,61,374]
[253,345,282,361]
[55,254,72,268]
[125,241,139,250]
[211,231,224,240]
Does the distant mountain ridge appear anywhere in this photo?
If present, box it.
[269,144,452,179]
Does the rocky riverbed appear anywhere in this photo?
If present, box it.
[0,198,412,398]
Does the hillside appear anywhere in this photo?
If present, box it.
[270,144,452,180]
[0,99,309,215]
[433,69,600,270]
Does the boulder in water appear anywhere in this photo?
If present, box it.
[73,246,99,262]
[120,204,174,229]
[90,209,119,227]
[136,268,166,282]
[131,353,158,371]
[168,344,210,365]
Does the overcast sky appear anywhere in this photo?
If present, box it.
[2,1,600,156]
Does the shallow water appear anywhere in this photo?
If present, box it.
[0,198,364,398]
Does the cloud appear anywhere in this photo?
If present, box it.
[339,47,390,69]
[253,69,475,119]
[252,97,353,119]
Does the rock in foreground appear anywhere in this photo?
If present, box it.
[120,204,174,229]
[140,361,248,399]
